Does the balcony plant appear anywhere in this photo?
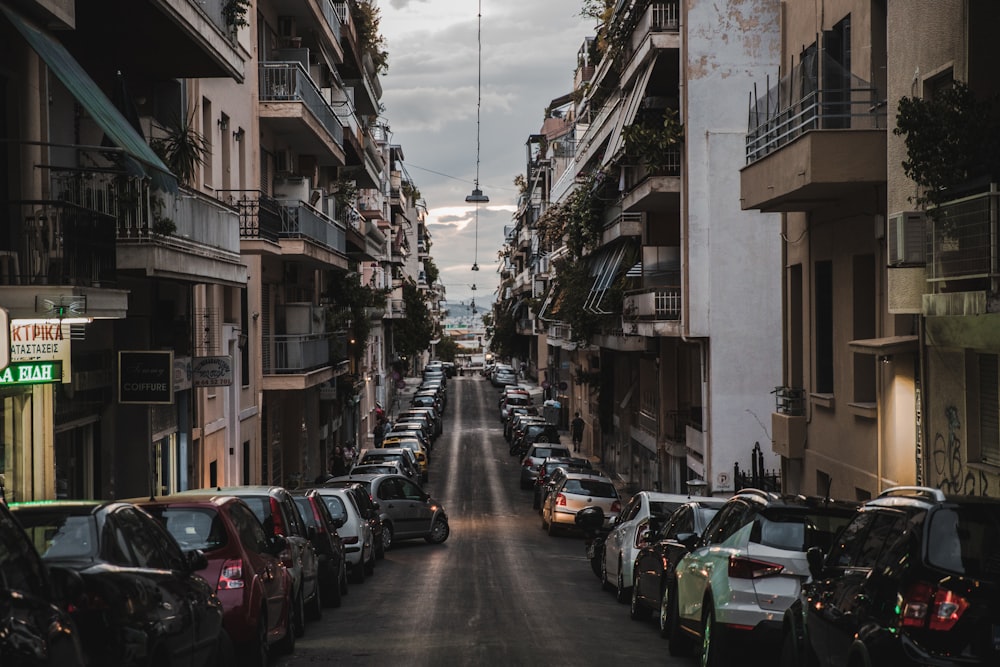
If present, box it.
[622,108,684,173]
[150,112,208,188]
[222,0,251,29]
[351,0,389,75]
[894,82,1000,211]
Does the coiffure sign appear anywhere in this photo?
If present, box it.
[119,351,174,404]
[9,321,72,382]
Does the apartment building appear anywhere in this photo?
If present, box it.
[0,0,435,500]
[504,0,782,495]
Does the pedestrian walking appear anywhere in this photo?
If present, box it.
[330,446,348,476]
[571,412,585,452]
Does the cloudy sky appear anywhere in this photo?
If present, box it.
[377,0,593,305]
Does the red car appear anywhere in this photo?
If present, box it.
[138,495,296,667]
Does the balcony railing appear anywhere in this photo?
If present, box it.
[50,167,151,234]
[745,87,886,164]
[773,386,806,416]
[11,200,116,287]
[278,199,347,254]
[225,191,286,242]
[259,62,345,147]
[265,333,333,374]
[318,0,343,43]
[187,0,237,43]
[927,185,999,288]
[623,149,681,189]
[649,1,680,31]
[623,285,681,320]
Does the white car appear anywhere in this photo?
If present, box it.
[309,487,376,584]
[541,471,621,535]
[602,491,695,602]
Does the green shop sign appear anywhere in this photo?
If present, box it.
[0,361,62,386]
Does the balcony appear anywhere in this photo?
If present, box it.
[740,86,886,212]
[275,199,348,269]
[386,298,406,319]
[621,1,681,86]
[621,150,681,212]
[771,386,806,458]
[68,0,245,82]
[602,211,643,245]
[922,184,1000,316]
[622,283,682,338]
[262,304,348,390]
[259,61,346,165]
[269,0,344,63]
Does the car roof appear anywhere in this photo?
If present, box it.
[8,500,119,515]
[562,471,613,481]
[131,494,241,509]
[731,488,860,512]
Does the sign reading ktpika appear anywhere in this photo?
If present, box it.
[8,320,72,382]
[119,351,174,404]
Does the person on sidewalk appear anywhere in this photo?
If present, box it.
[571,412,585,452]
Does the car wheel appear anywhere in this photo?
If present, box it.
[213,628,235,667]
[245,610,268,667]
[382,523,394,552]
[601,552,610,590]
[325,563,343,608]
[630,573,649,620]
[292,587,306,637]
[700,599,727,667]
[364,549,375,575]
[547,516,560,537]
[659,583,671,638]
[275,592,296,655]
[616,560,629,603]
[426,517,450,544]
[340,562,349,596]
[350,558,365,583]
[667,583,692,656]
[305,582,322,621]
[779,624,801,667]
[532,491,540,510]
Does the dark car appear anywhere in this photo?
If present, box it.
[10,500,225,667]
[290,490,348,608]
[782,486,1000,667]
[327,474,449,550]
[630,498,727,635]
[176,486,321,638]
[137,495,296,666]
[516,423,561,451]
[0,500,86,666]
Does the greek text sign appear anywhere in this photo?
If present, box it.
[119,351,174,404]
[9,321,72,382]
[192,356,233,387]
[0,361,62,386]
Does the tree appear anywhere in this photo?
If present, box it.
[392,280,433,360]
[435,335,459,362]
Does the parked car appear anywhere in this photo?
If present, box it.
[513,423,561,455]
[504,406,539,441]
[541,471,621,536]
[357,447,421,481]
[10,500,226,667]
[602,491,698,603]
[499,392,533,422]
[782,486,1000,667]
[382,436,430,482]
[411,393,442,413]
[533,457,593,510]
[290,489,348,608]
[328,473,449,549]
[137,494,296,666]
[319,480,385,559]
[0,499,86,666]
[176,486,321,638]
[398,407,443,437]
[441,361,456,377]
[671,489,858,665]
[304,486,375,584]
[630,498,727,637]
[520,442,574,489]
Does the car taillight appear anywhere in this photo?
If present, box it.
[556,493,567,506]
[634,520,649,548]
[218,558,246,590]
[900,583,969,631]
[610,500,621,514]
[268,497,285,536]
[728,555,784,579]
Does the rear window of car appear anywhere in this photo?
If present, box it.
[154,507,228,552]
[649,501,684,520]
[926,506,1000,579]
[531,446,571,459]
[753,509,855,552]
[293,497,319,529]
[322,495,348,522]
[563,479,617,498]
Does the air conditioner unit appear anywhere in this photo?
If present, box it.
[274,149,295,174]
[887,211,926,266]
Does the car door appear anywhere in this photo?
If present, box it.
[112,505,199,665]
[607,496,642,581]
[375,477,413,537]
[281,495,319,604]
[398,477,435,537]
[229,501,287,633]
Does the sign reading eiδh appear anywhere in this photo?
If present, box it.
[119,351,174,404]
[0,361,62,386]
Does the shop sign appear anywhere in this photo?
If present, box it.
[174,356,192,392]
[119,351,174,404]
[9,321,72,382]
[0,360,62,386]
[192,356,233,387]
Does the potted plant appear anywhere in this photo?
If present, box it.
[151,112,208,187]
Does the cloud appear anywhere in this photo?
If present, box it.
[379,0,591,304]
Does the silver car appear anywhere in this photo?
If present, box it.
[307,486,375,584]
[541,471,621,536]
[520,442,573,489]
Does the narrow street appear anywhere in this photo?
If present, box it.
[273,373,693,666]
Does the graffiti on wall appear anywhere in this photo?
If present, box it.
[932,406,990,496]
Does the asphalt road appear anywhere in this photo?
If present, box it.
[273,373,698,666]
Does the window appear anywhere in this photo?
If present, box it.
[852,254,876,403]
[229,502,268,554]
[704,500,753,545]
[201,97,213,186]
[827,511,876,567]
[815,261,834,394]
[0,511,48,596]
[115,507,172,569]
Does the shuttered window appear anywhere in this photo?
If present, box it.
[978,354,1000,466]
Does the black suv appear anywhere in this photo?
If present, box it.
[782,486,1000,667]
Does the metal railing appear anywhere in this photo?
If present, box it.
[650,1,680,31]
[50,167,152,235]
[318,0,343,42]
[623,285,682,320]
[259,62,345,147]
[265,333,332,374]
[927,185,999,286]
[773,386,806,416]
[278,199,347,254]
[11,200,116,287]
[745,87,886,164]
[223,191,285,242]
[623,149,682,190]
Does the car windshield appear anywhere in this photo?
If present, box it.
[563,479,617,498]
[926,506,1000,579]
[293,497,320,529]
[17,512,99,560]
[153,507,228,552]
[753,508,856,552]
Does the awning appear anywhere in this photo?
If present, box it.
[604,58,657,163]
[2,6,176,191]
[848,335,919,356]
[584,240,639,314]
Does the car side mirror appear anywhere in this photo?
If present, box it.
[806,546,826,579]
[676,532,700,550]
[184,548,209,572]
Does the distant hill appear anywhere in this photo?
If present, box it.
[442,300,486,329]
